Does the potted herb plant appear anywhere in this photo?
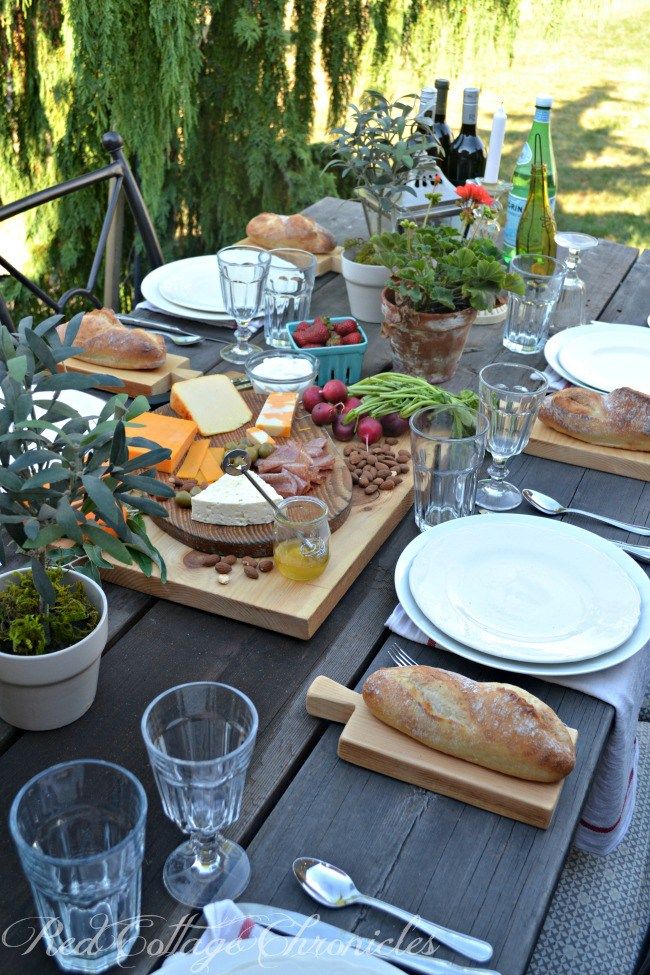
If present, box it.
[0,313,174,730]
[340,237,390,324]
[374,223,525,382]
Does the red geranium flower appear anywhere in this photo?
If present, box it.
[455,183,495,206]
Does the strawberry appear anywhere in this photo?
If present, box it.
[301,342,322,348]
[292,330,308,347]
[333,318,358,337]
[341,331,363,345]
[295,320,310,332]
[326,335,342,346]
[299,321,329,345]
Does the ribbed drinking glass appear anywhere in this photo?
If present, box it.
[264,248,317,348]
[217,246,270,363]
[9,760,147,974]
[502,254,565,354]
[141,681,258,908]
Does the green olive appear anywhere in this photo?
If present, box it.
[175,490,192,508]
[189,486,202,497]
[245,445,259,463]
[257,442,275,458]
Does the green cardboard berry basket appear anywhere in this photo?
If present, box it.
[287,318,367,386]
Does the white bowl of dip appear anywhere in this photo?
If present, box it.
[246,350,318,395]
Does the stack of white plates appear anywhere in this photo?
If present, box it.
[545,323,650,394]
[141,256,231,322]
[395,514,650,677]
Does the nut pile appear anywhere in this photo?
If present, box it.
[343,439,410,496]
[183,550,274,584]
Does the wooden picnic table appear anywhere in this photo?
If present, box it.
[0,197,648,975]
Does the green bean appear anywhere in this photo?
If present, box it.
[345,373,478,426]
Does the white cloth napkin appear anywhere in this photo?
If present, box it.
[386,603,649,855]
[135,300,264,335]
[160,900,260,973]
[541,364,569,391]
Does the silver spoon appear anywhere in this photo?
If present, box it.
[293,857,493,964]
[523,488,650,537]
[146,328,202,346]
[221,449,317,553]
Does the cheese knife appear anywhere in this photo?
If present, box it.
[238,904,502,975]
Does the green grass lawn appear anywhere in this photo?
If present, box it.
[316,0,650,250]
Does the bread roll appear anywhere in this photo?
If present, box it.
[58,308,166,370]
[246,213,336,254]
[538,386,650,451]
[362,666,575,783]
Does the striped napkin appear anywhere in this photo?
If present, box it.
[386,602,649,855]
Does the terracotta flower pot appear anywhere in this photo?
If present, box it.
[381,288,478,383]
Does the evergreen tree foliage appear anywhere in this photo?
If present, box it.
[0,0,600,318]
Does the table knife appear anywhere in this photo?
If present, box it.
[238,904,502,975]
[117,314,227,343]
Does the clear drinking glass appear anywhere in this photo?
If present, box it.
[409,407,488,530]
[550,232,598,333]
[273,496,330,581]
[216,246,271,363]
[141,681,258,908]
[9,760,147,974]
[476,362,549,512]
[503,254,566,354]
[264,248,317,348]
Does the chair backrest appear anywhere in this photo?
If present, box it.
[0,132,164,330]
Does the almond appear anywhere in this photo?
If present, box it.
[258,559,274,573]
[244,565,259,579]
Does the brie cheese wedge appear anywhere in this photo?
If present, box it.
[191,471,282,526]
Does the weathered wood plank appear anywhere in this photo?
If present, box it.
[600,249,650,325]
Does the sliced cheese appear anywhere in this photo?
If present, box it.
[170,375,252,436]
[191,471,282,526]
[126,412,198,474]
[245,427,276,447]
[176,439,210,480]
[197,447,225,485]
[256,392,298,438]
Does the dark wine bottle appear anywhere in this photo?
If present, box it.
[447,87,486,186]
[433,78,453,175]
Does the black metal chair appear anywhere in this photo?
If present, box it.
[0,132,164,330]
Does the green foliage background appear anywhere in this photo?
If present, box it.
[0,0,591,316]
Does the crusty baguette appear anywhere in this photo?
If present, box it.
[58,308,166,370]
[246,212,336,255]
[362,666,575,783]
[539,386,650,451]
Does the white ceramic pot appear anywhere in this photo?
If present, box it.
[0,568,108,731]
[341,250,388,324]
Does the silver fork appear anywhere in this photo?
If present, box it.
[388,643,418,667]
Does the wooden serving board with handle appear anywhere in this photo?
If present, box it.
[306,675,578,828]
[236,238,343,276]
[149,390,353,557]
[524,418,650,482]
[59,353,201,398]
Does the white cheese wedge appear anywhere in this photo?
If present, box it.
[191,471,282,526]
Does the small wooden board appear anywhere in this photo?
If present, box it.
[101,430,413,639]
[150,391,353,557]
[525,418,650,482]
[236,238,343,276]
[60,353,202,398]
[307,676,578,829]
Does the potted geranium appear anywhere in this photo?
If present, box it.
[0,312,174,730]
[374,223,524,382]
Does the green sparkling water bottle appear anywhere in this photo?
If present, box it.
[515,146,557,258]
[503,95,557,261]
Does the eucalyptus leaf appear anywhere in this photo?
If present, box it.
[34,372,124,393]
[82,524,133,564]
[30,557,57,608]
[81,473,121,528]
[116,492,169,518]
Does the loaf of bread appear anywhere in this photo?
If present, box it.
[246,213,336,254]
[58,308,166,370]
[362,666,576,783]
[539,386,650,451]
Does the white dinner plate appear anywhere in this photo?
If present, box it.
[407,517,641,663]
[158,256,226,313]
[160,934,394,974]
[557,325,650,395]
[394,515,650,678]
[544,322,646,391]
[141,257,232,322]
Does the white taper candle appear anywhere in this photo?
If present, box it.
[484,103,507,183]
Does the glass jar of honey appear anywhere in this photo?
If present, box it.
[273,497,330,581]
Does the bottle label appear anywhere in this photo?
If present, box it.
[504,191,557,247]
[516,143,533,166]
[534,107,551,123]
[463,106,478,125]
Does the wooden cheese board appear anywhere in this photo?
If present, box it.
[306,676,578,828]
[59,353,202,398]
[236,238,343,276]
[150,391,353,557]
[524,418,650,482]
[101,429,414,639]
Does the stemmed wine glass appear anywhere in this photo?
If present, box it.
[217,245,271,363]
[476,362,548,512]
[142,682,258,908]
[551,231,598,332]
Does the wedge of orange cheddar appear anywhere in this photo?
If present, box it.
[126,412,198,474]
[176,438,210,480]
[197,447,225,485]
[256,392,298,438]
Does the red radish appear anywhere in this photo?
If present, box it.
[332,415,356,441]
[380,411,410,437]
[311,402,336,426]
[341,396,362,413]
[321,379,348,404]
[357,416,383,446]
[302,385,324,412]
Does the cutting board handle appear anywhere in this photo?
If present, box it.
[306,676,360,724]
